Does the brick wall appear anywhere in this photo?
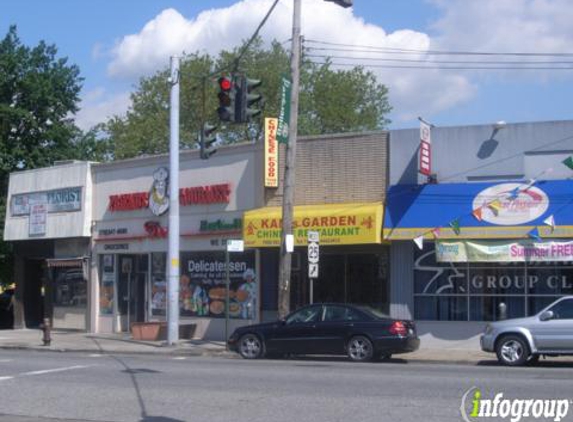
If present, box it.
[265,131,389,206]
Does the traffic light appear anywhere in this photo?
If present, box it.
[236,75,262,123]
[217,75,235,122]
[199,123,218,159]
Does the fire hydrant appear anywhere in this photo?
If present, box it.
[40,318,51,346]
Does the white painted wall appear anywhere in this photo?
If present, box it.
[4,161,93,240]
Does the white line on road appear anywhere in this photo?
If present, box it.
[0,365,94,382]
[22,365,93,376]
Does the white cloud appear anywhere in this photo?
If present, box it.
[104,0,477,125]
[429,0,573,82]
[431,0,573,53]
[75,89,131,131]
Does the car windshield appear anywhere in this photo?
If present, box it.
[357,306,389,320]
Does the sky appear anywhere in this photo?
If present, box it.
[2,0,573,131]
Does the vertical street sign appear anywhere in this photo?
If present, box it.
[277,76,292,144]
[419,119,432,176]
[308,231,319,304]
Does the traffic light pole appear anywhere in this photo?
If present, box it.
[277,0,301,319]
[167,56,180,345]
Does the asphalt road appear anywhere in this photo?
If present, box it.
[1,350,573,422]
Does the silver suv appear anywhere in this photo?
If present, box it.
[480,296,573,366]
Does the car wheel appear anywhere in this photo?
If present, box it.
[496,335,530,366]
[347,335,374,362]
[238,333,264,359]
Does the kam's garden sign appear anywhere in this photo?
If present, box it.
[243,203,383,247]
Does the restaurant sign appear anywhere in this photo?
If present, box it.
[264,117,279,188]
[109,182,231,212]
[243,203,383,247]
[437,239,573,263]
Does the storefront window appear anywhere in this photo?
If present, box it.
[54,268,86,307]
[99,254,115,315]
[414,243,573,321]
[151,253,167,317]
[179,251,256,320]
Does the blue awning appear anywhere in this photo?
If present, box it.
[383,180,573,240]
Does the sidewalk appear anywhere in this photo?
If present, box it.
[0,329,233,358]
[0,328,496,364]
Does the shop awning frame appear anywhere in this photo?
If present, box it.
[383,180,573,240]
[46,257,87,268]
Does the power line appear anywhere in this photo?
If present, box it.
[305,52,573,66]
[305,39,573,57]
[308,60,573,71]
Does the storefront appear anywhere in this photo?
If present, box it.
[91,144,262,338]
[244,202,390,318]
[3,162,93,330]
[384,180,573,322]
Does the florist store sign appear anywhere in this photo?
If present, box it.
[243,203,383,247]
[437,240,573,263]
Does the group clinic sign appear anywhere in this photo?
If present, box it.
[243,203,383,247]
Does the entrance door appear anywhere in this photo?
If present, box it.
[118,255,148,332]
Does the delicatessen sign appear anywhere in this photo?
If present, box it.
[174,251,257,320]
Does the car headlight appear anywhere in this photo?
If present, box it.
[484,324,493,335]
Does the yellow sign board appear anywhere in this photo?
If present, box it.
[264,117,279,188]
[243,203,383,247]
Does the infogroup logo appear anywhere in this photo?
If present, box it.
[460,387,571,422]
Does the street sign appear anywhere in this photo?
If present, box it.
[308,242,319,264]
[307,230,319,243]
[226,239,244,252]
[309,263,319,279]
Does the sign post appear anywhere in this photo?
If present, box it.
[307,231,319,304]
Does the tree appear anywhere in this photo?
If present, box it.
[0,26,84,286]
[103,38,392,158]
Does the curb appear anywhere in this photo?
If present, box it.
[0,344,236,358]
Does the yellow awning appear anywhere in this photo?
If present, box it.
[243,202,383,247]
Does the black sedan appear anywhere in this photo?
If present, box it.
[228,303,420,362]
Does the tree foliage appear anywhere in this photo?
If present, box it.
[104,38,392,158]
[0,26,85,286]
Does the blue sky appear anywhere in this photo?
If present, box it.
[2,0,572,131]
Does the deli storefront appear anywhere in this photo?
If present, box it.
[92,146,261,339]
[384,180,573,323]
[243,202,390,319]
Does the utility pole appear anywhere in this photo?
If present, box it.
[167,56,180,345]
[277,0,301,319]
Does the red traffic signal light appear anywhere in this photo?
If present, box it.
[217,75,235,122]
[219,77,232,91]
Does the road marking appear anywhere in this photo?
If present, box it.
[172,357,186,360]
[88,354,104,357]
[0,359,13,363]
[22,365,93,376]
[0,364,94,382]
